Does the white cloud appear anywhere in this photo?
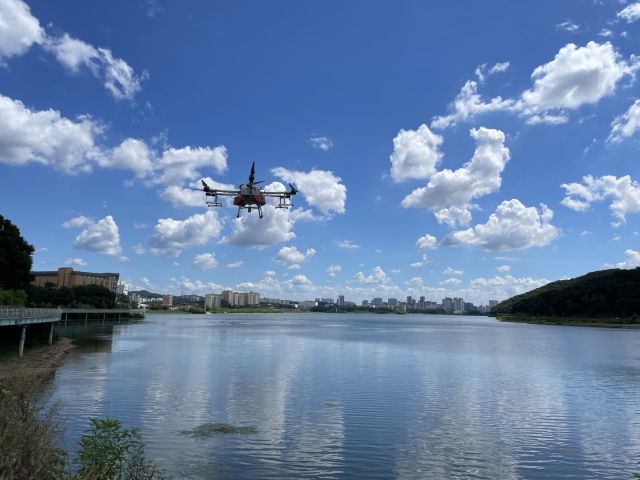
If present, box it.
[496,265,511,272]
[402,127,510,226]
[149,210,223,257]
[62,215,94,228]
[598,29,613,38]
[415,233,437,250]
[73,215,122,255]
[579,231,591,236]
[469,275,551,297]
[117,256,130,263]
[34,247,47,253]
[389,124,443,182]
[618,2,640,23]
[561,175,640,226]
[134,222,148,229]
[228,261,243,268]
[142,0,164,17]
[432,42,639,128]
[390,269,401,273]
[101,138,153,178]
[132,243,146,254]
[337,240,359,249]
[275,246,316,264]
[287,264,300,270]
[521,42,638,115]
[219,183,296,249]
[616,249,640,268]
[0,0,43,63]
[271,167,346,216]
[309,136,333,150]
[64,257,87,266]
[151,146,228,186]
[264,270,276,276]
[443,267,463,275]
[488,62,510,75]
[44,33,148,101]
[556,20,580,32]
[351,266,390,285]
[178,276,224,295]
[192,253,218,271]
[0,94,102,173]
[441,199,560,251]
[612,236,621,241]
[439,278,461,285]
[327,265,341,277]
[410,262,424,268]
[609,99,640,142]
[431,81,517,129]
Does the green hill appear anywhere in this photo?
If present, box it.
[492,267,640,318]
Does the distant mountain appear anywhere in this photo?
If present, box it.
[131,289,164,298]
[492,268,640,318]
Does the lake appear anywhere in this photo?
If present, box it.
[54,313,640,479]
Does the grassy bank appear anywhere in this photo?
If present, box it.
[497,314,640,328]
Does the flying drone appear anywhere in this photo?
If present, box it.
[195,162,298,219]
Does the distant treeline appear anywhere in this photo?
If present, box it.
[492,268,640,318]
[309,305,448,314]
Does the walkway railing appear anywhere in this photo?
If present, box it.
[0,307,61,319]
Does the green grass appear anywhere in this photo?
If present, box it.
[497,314,640,327]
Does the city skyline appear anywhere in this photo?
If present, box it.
[2,0,640,305]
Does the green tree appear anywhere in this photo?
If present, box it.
[0,215,35,291]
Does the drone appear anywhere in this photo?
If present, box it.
[195,162,298,219]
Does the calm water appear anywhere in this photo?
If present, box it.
[54,314,640,479]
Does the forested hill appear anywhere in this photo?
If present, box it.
[492,268,640,318]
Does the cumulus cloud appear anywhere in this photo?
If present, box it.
[389,124,443,182]
[64,257,87,266]
[0,93,229,183]
[561,174,640,226]
[337,240,359,249]
[431,42,639,128]
[62,215,94,228]
[488,62,510,75]
[616,249,640,268]
[439,278,461,285]
[443,267,463,275]
[219,183,296,249]
[178,276,224,295]
[275,246,316,264]
[134,222,148,229]
[609,99,640,142]
[228,261,243,268]
[441,199,560,251]
[618,2,640,23]
[402,127,510,226]
[326,265,341,277]
[287,264,300,269]
[192,253,218,271]
[309,136,333,150]
[73,215,121,255]
[0,0,43,62]
[496,265,511,272]
[415,233,437,250]
[351,266,390,285]
[44,33,149,101]
[264,270,276,277]
[159,177,235,208]
[149,210,223,257]
[431,81,517,129]
[271,167,346,216]
[469,275,551,296]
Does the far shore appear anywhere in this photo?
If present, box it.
[497,315,640,328]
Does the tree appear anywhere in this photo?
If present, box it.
[0,215,34,291]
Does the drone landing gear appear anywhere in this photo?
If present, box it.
[236,205,264,219]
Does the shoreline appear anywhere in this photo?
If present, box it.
[497,316,640,328]
[0,337,76,381]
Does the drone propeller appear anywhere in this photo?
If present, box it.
[251,162,256,175]
[253,180,265,185]
[288,183,298,195]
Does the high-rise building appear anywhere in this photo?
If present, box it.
[489,300,500,310]
[372,297,383,307]
[362,300,369,306]
[388,298,398,307]
[163,294,173,306]
[338,295,345,306]
[453,297,464,312]
[205,293,222,308]
[442,297,453,313]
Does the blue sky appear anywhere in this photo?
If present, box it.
[2,0,640,304]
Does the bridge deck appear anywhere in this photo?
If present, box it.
[0,307,61,327]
